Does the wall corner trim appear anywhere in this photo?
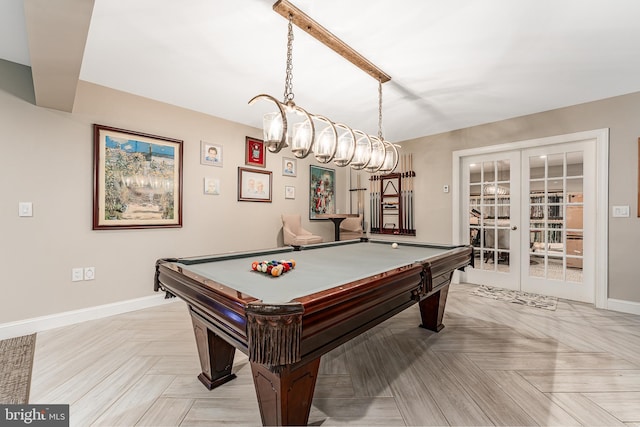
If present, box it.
[0,294,178,340]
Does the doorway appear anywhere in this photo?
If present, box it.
[453,129,608,306]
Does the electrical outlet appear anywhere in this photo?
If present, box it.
[84,267,95,280]
[72,268,84,282]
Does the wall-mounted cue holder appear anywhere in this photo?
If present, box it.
[369,153,416,236]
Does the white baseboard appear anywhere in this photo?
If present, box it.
[0,294,178,340]
[606,298,640,316]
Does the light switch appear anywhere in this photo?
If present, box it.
[612,205,629,217]
[19,202,33,217]
[613,206,629,218]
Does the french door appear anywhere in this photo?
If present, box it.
[521,142,595,302]
[460,139,596,303]
[463,152,521,289]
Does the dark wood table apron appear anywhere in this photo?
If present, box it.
[154,242,472,426]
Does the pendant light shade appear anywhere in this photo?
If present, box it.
[312,115,337,163]
[333,123,356,167]
[290,106,314,159]
[350,130,372,170]
[248,94,288,153]
[364,136,386,173]
[379,141,399,173]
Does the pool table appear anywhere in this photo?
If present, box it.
[154,239,472,426]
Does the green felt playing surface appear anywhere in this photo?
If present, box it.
[175,240,457,303]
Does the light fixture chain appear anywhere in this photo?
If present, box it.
[378,78,383,140]
[284,14,295,103]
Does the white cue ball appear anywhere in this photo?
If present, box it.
[391,243,398,249]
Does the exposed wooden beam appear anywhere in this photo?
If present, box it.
[273,0,391,83]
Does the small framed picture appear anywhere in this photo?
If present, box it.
[285,185,295,199]
[204,177,220,195]
[201,141,222,167]
[282,157,297,177]
[245,136,265,167]
[238,167,272,202]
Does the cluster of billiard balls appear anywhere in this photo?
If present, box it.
[251,259,296,276]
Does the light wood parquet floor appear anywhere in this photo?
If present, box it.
[30,283,640,426]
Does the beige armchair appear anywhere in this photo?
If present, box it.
[282,214,323,246]
[339,214,364,240]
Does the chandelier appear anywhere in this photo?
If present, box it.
[248,0,398,174]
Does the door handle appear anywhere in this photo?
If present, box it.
[511,226,518,230]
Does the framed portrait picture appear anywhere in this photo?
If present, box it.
[309,165,336,219]
[282,157,297,177]
[238,167,272,202]
[93,124,183,229]
[204,177,220,195]
[285,185,295,199]
[245,136,265,167]
[201,141,223,167]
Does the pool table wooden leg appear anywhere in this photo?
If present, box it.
[191,313,237,390]
[418,282,450,332]
[250,357,321,426]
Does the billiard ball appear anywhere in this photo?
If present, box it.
[391,243,398,249]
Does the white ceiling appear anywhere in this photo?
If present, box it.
[3,0,640,142]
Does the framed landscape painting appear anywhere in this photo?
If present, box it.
[93,124,183,229]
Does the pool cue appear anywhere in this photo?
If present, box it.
[405,154,410,233]
[350,170,354,213]
[409,153,414,233]
[372,176,377,233]
[356,173,360,214]
[402,154,408,233]
[359,174,363,215]
[371,176,375,232]
[376,175,380,232]
[369,176,373,232]
[407,153,411,233]
[400,154,405,233]
[406,154,411,233]
[398,154,402,233]
[374,176,378,232]
[375,175,380,232]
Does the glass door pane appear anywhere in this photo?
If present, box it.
[527,152,583,283]
[468,160,512,272]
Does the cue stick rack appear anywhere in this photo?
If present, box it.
[369,153,416,236]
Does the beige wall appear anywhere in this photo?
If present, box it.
[395,92,640,303]
[2,58,639,326]
[0,61,345,324]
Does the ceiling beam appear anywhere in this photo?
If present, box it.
[23,0,94,112]
[273,0,391,83]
